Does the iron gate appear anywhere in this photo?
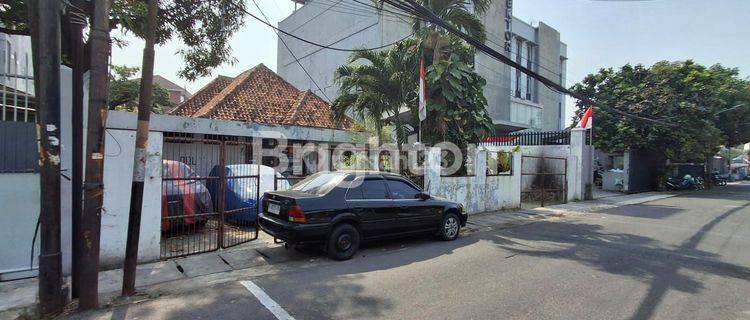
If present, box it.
[160,136,260,259]
[520,155,568,207]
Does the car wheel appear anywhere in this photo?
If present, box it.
[326,223,360,261]
[440,213,461,241]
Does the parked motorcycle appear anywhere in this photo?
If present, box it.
[665,174,702,191]
[711,172,728,186]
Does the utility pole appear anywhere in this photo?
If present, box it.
[79,0,111,310]
[69,13,86,300]
[27,0,66,315]
[122,0,158,296]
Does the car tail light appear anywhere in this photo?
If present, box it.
[288,205,306,223]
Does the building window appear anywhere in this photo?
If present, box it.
[514,38,523,98]
[525,42,535,101]
[509,38,517,96]
[0,40,10,75]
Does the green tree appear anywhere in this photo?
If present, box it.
[108,65,172,114]
[333,37,492,148]
[338,0,493,148]
[112,0,246,80]
[377,0,490,62]
[332,40,420,145]
[571,60,750,162]
[2,0,246,81]
[423,47,493,146]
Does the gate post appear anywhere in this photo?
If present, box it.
[218,140,226,248]
[473,147,487,213]
[570,128,593,200]
[424,147,442,195]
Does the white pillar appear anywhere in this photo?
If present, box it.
[474,148,487,213]
[570,128,593,200]
[424,147,441,195]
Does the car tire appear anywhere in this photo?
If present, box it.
[326,223,360,261]
[439,212,461,241]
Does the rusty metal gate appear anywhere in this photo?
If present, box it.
[160,135,260,259]
[520,155,568,207]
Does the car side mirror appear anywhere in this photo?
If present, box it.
[416,192,431,201]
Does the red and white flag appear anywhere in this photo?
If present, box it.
[578,106,593,129]
[418,57,427,122]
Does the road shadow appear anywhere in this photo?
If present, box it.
[597,204,684,219]
[490,201,750,320]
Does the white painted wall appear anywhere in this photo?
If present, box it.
[0,68,75,280]
[0,173,40,279]
[427,148,522,214]
[99,130,163,267]
[427,130,592,213]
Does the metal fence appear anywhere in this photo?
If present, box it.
[520,155,568,207]
[482,130,571,146]
[1,73,36,123]
[160,136,260,259]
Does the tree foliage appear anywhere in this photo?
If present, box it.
[1,0,246,81]
[333,37,491,148]
[111,0,247,81]
[0,0,28,34]
[334,0,493,148]
[571,60,750,161]
[108,65,172,114]
[332,40,420,144]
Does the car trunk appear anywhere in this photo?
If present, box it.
[264,190,318,222]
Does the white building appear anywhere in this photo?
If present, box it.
[0,32,35,122]
[277,0,568,132]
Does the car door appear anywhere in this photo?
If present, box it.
[385,177,439,232]
[346,175,398,237]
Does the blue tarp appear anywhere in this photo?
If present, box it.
[207,164,259,224]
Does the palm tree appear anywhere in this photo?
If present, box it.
[377,0,490,62]
[332,42,420,145]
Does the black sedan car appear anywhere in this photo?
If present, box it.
[259,171,466,260]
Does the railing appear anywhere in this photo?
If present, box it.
[482,130,571,146]
[1,73,36,123]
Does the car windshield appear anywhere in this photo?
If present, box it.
[290,172,348,195]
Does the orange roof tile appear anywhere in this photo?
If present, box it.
[169,64,351,130]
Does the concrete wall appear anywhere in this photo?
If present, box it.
[476,0,511,122]
[0,68,74,280]
[277,1,408,101]
[107,111,362,144]
[0,173,40,279]
[486,144,579,202]
[426,148,522,214]
[99,130,163,267]
[426,129,592,213]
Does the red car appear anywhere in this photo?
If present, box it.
[161,160,214,232]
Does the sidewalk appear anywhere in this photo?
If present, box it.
[0,191,677,319]
[463,191,677,234]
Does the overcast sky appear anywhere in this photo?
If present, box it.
[111,0,750,125]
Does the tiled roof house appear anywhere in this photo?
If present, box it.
[170,64,351,130]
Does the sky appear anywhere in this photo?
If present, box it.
[111,0,750,126]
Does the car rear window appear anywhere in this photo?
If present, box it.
[290,172,347,195]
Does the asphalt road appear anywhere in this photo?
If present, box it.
[71,183,750,320]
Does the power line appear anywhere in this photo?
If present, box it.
[308,0,420,22]
[250,0,331,101]
[381,0,676,127]
[228,0,414,53]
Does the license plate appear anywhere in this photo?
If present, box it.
[268,203,280,215]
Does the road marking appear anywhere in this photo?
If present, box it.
[240,280,295,320]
